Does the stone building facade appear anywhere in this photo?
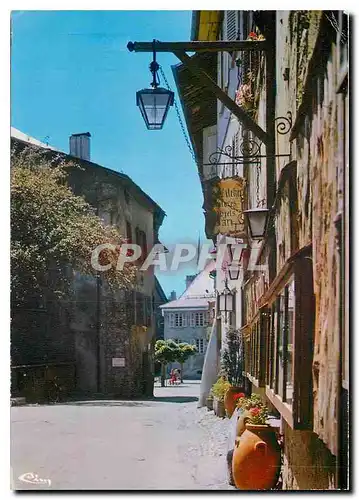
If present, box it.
[11,129,166,400]
[174,10,349,489]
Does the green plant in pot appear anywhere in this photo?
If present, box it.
[211,376,231,401]
[235,394,265,437]
[220,328,244,417]
[211,376,231,417]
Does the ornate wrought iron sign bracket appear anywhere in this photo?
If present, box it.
[201,113,293,169]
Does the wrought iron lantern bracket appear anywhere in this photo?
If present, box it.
[201,113,293,169]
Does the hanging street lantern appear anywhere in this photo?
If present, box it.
[228,243,245,280]
[218,283,234,314]
[244,208,269,239]
[218,280,234,324]
[136,40,174,130]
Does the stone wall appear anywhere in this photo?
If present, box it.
[281,12,346,457]
[282,421,336,490]
[11,139,163,400]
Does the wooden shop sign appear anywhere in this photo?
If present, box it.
[212,177,246,236]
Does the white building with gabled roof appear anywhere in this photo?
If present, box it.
[160,260,216,379]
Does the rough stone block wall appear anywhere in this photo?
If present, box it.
[279,12,345,459]
[282,421,336,490]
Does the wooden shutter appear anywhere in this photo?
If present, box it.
[126,221,132,244]
[225,10,238,40]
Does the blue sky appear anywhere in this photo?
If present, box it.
[11,10,212,297]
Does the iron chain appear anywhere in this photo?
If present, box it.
[159,66,198,166]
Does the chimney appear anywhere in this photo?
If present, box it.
[170,291,177,301]
[69,132,91,161]
[186,275,197,289]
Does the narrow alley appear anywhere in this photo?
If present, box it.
[11,381,233,490]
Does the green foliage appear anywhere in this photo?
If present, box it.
[247,405,269,425]
[236,393,264,411]
[211,376,231,401]
[154,340,197,366]
[154,339,180,365]
[11,147,136,305]
[221,328,244,386]
[236,393,269,424]
[176,342,197,364]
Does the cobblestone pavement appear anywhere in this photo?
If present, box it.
[11,381,234,490]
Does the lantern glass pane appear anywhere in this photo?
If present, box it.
[136,88,174,130]
[228,266,240,280]
[226,293,234,312]
[245,209,269,238]
[219,293,226,312]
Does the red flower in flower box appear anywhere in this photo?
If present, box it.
[248,32,257,39]
[249,407,261,416]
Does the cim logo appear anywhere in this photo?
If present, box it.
[18,472,51,487]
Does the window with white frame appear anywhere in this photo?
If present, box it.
[190,312,206,327]
[169,313,175,328]
[168,313,187,328]
[196,312,205,327]
[195,338,205,354]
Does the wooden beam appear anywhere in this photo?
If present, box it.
[127,40,269,54]
[174,50,270,145]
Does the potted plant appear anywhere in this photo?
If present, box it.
[221,328,244,417]
[206,391,214,411]
[211,376,231,418]
[232,404,281,490]
[235,393,263,437]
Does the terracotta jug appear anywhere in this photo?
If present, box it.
[235,409,252,438]
[224,386,244,418]
[232,424,281,490]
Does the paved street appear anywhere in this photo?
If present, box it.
[11,381,233,490]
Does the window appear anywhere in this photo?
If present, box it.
[195,338,205,354]
[191,312,205,327]
[245,314,262,384]
[196,312,204,327]
[169,313,175,328]
[140,231,147,261]
[168,313,187,328]
[126,221,132,243]
[135,227,147,263]
[266,279,294,404]
[245,247,314,429]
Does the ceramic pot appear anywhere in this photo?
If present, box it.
[213,397,225,417]
[224,386,244,418]
[235,409,252,438]
[232,424,281,490]
[226,449,235,486]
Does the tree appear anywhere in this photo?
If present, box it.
[221,328,244,386]
[176,343,197,382]
[154,339,180,387]
[11,147,136,305]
